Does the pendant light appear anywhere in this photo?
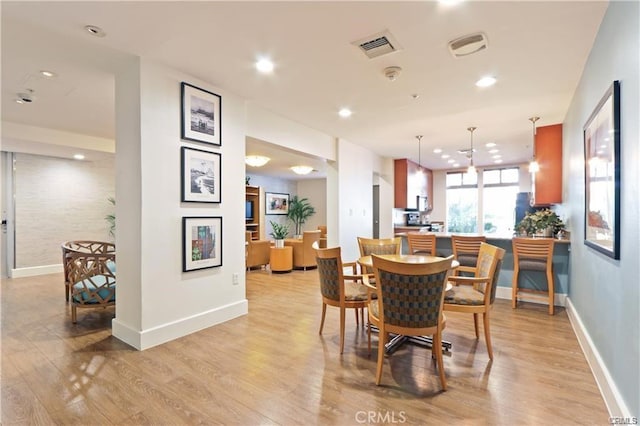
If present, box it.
[416,135,423,171]
[466,126,477,174]
[528,116,540,173]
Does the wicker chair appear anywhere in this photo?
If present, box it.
[444,242,505,360]
[61,241,116,323]
[363,254,453,389]
[315,246,370,354]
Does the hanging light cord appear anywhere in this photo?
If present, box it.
[467,127,477,165]
[416,135,423,169]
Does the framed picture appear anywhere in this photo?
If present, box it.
[265,192,289,215]
[583,80,620,260]
[181,146,221,203]
[182,216,222,271]
[181,82,221,146]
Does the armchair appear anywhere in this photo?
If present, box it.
[285,230,321,270]
[245,231,271,271]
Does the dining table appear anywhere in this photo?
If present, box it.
[358,254,459,354]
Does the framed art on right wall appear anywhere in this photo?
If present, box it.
[583,80,621,260]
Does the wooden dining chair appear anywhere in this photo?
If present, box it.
[363,254,453,390]
[444,242,505,360]
[450,235,487,276]
[512,237,555,315]
[315,246,371,354]
[406,232,437,256]
[357,237,401,274]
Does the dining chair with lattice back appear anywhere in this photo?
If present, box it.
[363,254,454,390]
[357,237,401,274]
[444,242,505,360]
[512,237,556,315]
[450,235,487,276]
[406,232,437,256]
[315,245,371,354]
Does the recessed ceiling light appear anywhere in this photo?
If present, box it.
[40,70,56,78]
[441,154,450,159]
[485,142,497,148]
[255,58,274,73]
[494,159,503,164]
[476,76,497,87]
[433,148,442,154]
[492,154,502,159]
[489,149,499,154]
[73,154,85,160]
[338,108,352,118]
[84,25,106,38]
[447,159,455,164]
[439,0,464,5]
[452,163,460,168]
[15,98,25,104]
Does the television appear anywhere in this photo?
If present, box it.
[245,200,254,220]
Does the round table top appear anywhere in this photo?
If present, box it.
[357,254,460,269]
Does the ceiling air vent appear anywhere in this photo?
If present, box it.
[448,32,488,58]
[352,30,402,59]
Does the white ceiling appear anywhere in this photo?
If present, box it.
[1,1,608,175]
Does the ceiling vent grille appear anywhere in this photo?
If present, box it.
[448,32,488,58]
[352,30,402,59]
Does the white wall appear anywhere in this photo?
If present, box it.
[13,153,115,270]
[563,1,639,416]
[112,57,248,350]
[297,178,326,233]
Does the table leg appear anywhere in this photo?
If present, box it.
[370,325,452,354]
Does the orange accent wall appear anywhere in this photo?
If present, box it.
[534,124,563,205]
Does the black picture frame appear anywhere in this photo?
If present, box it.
[181,82,221,146]
[182,216,222,271]
[265,192,290,215]
[583,80,621,260]
[181,146,221,203]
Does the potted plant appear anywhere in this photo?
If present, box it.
[105,197,116,238]
[516,208,565,237]
[287,196,316,237]
[269,221,290,248]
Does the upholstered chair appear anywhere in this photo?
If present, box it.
[363,254,453,390]
[315,246,370,354]
[512,237,555,315]
[444,242,505,360]
[317,225,327,248]
[245,231,271,271]
[356,237,401,274]
[285,230,321,270]
[450,235,487,276]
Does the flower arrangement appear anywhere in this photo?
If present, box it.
[516,208,565,237]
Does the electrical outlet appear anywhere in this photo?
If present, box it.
[232,273,239,285]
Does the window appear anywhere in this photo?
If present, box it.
[445,167,521,235]
[446,171,478,233]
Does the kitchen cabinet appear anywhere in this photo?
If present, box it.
[532,124,562,205]
[394,159,433,211]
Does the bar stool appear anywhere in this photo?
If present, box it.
[451,235,486,275]
[406,232,437,256]
[511,237,555,315]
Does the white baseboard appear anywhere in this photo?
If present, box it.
[11,263,63,278]
[495,286,566,307]
[112,299,249,350]
[566,298,631,418]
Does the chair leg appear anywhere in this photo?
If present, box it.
[65,284,70,302]
[511,269,519,309]
[367,321,372,355]
[473,313,480,339]
[547,268,555,315]
[72,305,77,324]
[483,312,493,360]
[360,308,364,328]
[354,309,359,326]
[434,329,447,391]
[319,303,327,334]
[375,329,386,385]
[339,307,346,354]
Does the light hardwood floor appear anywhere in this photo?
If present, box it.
[2,269,608,425]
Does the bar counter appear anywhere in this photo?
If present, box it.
[394,227,571,298]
